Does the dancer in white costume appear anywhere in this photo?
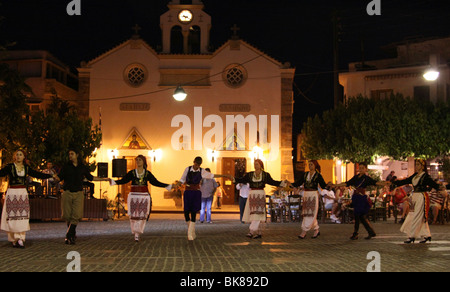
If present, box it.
[234,159,286,239]
[0,149,53,248]
[392,159,445,244]
[111,155,173,242]
[291,160,328,239]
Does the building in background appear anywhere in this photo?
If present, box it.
[1,50,83,116]
[80,0,295,208]
[338,36,450,181]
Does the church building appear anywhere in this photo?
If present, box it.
[79,0,295,208]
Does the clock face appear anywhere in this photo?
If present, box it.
[178,10,193,23]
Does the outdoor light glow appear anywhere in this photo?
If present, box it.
[148,149,163,162]
[173,86,187,101]
[423,70,440,81]
[108,149,119,160]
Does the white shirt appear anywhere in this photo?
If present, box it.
[237,183,250,198]
[179,166,214,184]
[322,189,335,205]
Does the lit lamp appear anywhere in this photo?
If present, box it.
[148,149,162,162]
[207,149,217,162]
[251,145,263,161]
[423,69,440,81]
[108,149,119,160]
[173,86,187,101]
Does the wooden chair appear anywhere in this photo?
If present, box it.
[287,194,301,222]
[436,196,448,225]
[318,195,332,224]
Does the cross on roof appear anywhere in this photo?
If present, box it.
[231,24,240,39]
[132,24,142,36]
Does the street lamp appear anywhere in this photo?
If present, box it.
[423,69,440,81]
[173,86,187,101]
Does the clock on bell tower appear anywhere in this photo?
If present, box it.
[160,0,211,54]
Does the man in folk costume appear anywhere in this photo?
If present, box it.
[334,162,388,240]
[177,157,230,241]
[234,159,287,239]
[111,155,173,242]
[56,149,102,245]
[0,149,53,248]
[392,159,445,244]
[291,160,328,239]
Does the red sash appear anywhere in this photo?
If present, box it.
[130,185,149,193]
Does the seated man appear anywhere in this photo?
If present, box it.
[322,185,340,223]
[429,190,447,224]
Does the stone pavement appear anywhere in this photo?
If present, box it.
[0,213,449,273]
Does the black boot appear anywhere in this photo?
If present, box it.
[350,232,359,240]
[65,224,77,245]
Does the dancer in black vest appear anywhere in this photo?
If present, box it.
[177,157,230,240]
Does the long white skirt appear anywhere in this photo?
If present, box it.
[127,192,151,235]
[1,188,30,242]
[242,190,266,234]
[301,191,320,232]
[400,192,430,239]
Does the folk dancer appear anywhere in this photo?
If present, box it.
[334,162,387,240]
[0,149,53,248]
[177,157,230,241]
[110,155,173,242]
[234,159,286,239]
[55,149,101,245]
[392,159,445,243]
[291,160,328,239]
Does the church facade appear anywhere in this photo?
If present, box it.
[79,0,295,208]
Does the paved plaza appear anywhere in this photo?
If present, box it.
[0,213,449,273]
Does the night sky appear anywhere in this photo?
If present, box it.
[1,0,449,138]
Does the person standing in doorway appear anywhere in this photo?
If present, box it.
[215,181,226,209]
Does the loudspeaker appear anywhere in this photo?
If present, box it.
[97,162,108,178]
[112,159,127,177]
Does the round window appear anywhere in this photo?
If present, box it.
[124,64,148,87]
[223,64,247,88]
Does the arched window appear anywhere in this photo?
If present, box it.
[170,26,183,54]
[188,26,201,54]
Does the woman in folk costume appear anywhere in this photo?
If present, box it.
[111,155,173,242]
[234,159,286,239]
[177,156,230,241]
[291,160,328,239]
[392,159,445,244]
[0,149,53,248]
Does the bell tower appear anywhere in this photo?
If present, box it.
[160,0,211,54]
